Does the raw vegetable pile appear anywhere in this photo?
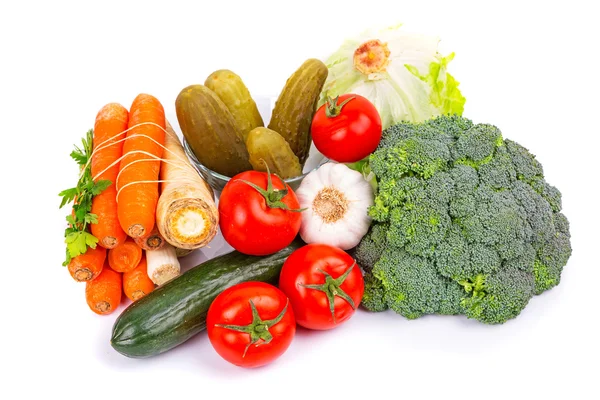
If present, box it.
[58,24,572,369]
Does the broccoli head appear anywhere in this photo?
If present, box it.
[355,115,572,324]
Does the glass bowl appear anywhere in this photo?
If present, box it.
[183,138,328,193]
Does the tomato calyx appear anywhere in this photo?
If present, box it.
[238,163,305,212]
[325,95,355,118]
[215,299,289,358]
[299,261,357,323]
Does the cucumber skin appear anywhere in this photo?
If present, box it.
[111,239,304,358]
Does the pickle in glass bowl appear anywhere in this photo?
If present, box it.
[175,84,252,177]
[246,127,302,179]
[205,69,264,142]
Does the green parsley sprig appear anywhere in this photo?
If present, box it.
[59,129,111,266]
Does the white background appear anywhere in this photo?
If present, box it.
[1,1,598,399]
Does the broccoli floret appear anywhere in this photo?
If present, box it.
[425,113,473,138]
[435,225,502,281]
[434,224,471,278]
[554,212,570,236]
[439,279,466,315]
[354,224,388,271]
[533,222,572,294]
[477,145,517,189]
[505,139,544,181]
[361,272,388,312]
[373,250,446,319]
[380,120,455,149]
[459,266,535,324]
[504,243,537,273]
[370,136,451,181]
[450,164,479,193]
[356,114,572,324]
[518,182,555,244]
[374,171,454,257]
[530,179,563,212]
[453,124,503,167]
[461,187,531,260]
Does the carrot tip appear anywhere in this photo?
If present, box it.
[74,269,93,282]
[96,301,111,313]
[101,236,118,249]
[131,290,146,301]
[128,224,145,238]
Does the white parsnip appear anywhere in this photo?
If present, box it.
[156,121,219,249]
[146,244,180,286]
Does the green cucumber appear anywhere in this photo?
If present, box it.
[111,239,304,358]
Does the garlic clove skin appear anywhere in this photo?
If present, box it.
[296,163,374,250]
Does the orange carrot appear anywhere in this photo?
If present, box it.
[116,94,166,238]
[85,265,122,315]
[91,103,129,249]
[107,237,142,273]
[67,245,106,282]
[134,225,165,251]
[123,256,155,301]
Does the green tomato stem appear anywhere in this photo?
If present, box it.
[237,162,304,212]
[215,299,289,358]
[325,95,355,118]
[299,261,357,324]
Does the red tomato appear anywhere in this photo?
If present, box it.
[279,244,364,330]
[219,170,302,255]
[311,94,382,163]
[207,281,296,368]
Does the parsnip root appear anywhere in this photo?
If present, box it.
[156,121,219,250]
[146,244,180,286]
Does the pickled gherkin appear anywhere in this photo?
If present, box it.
[205,69,264,141]
[175,85,252,177]
[268,58,328,165]
[246,127,302,179]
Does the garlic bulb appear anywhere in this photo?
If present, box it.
[296,163,374,250]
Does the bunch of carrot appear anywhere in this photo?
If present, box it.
[65,91,220,315]
[86,239,156,315]
[68,94,167,315]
